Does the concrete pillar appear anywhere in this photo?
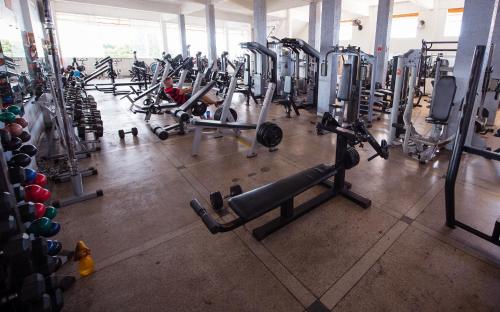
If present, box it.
[18,0,38,78]
[308,1,318,47]
[160,17,169,53]
[484,3,500,126]
[253,0,266,45]
[446,0,499,146]
[253,0,267,96]
[373,0,394,87]
[317,0,341,115]
[205,0,217,64]
[179,14,188,57]
[286,9,293,37]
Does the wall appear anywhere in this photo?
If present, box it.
[291,0,464,57]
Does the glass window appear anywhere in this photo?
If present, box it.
[391,14,418,38]
[444,9,463,37]
[339,22,352,41]
[165,23,180,56]
[227,28,250,57]
[55,13,162,58]
[216,28,226,56]
[186,25,207,56]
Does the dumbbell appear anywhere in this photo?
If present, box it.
[31,238,62,275]
[149,124,168,140]
[118,127,138,139]
[4,122,24,137]
[24,185,52,203]
[0,192,14,216]
[78,125,103,139]
[13,144,38,157]
[0,215,16,237]
[4,104,23,116]
[9,166,26,184]
[1,129,23,151]
[27,218,61,238]
[32,203,57,220]
[5,235,34,280]
[8,153,31,167]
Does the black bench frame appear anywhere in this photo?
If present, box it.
[191,112,388,240]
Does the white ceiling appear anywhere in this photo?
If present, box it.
[53,0,465,23]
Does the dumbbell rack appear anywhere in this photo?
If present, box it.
[40,0,103,208]
[0,144,75,311]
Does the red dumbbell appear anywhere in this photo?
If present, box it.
[24,185,52,203]
[34,202,47,219]
[32,173,48,187]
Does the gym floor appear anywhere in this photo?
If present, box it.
[52,89,500,311]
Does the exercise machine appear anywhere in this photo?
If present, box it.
[240,42,277,98]
[190,68,282,158]
[388,49,456,163]
[190,59,389,239]
[148,81,216,140]
[445,45,499,246]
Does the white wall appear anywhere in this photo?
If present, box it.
[290,0,464,57]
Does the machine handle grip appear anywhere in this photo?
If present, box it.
[190,199,220,234]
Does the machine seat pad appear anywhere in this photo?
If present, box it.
[191,119,256,130]
[376,89,393,96]
[229,164,334,220]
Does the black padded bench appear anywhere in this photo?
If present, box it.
[229,164,336,220]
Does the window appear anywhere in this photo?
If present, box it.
[391,13,418,38]
[165,23,181,56]
[227,28,250,57]
[216,28,226,56]
[186,25,207,56]
[0,24,24,58]
[444,8,463,37]
[339,21,352,41]
[56,13,162,58]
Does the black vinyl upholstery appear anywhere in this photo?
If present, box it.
[337,64,352,101]
[228,164,336,220]
[428,76,456,123]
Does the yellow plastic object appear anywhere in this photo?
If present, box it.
[75,241,95,277]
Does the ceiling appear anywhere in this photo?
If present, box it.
[53,0,465,24]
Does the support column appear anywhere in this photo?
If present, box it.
[18,0,39,79]
[178,14,188,57]
[446,0,499,146]
[308,1,318,47]
[205,0,217,64]
[253,0,266,45]
[286,9,293,37]
[317,0,341,115]
[160,17,169,53]
[253,0,267,97]
[373,0,394,87]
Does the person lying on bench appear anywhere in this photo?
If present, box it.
[163,77,218,106]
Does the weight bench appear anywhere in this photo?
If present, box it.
[191,112,389,240]
[191,163,340,240]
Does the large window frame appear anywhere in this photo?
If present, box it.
[390,13,419,39]
[444,8,463,37]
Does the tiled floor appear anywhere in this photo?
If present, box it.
[51,90,500,311]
